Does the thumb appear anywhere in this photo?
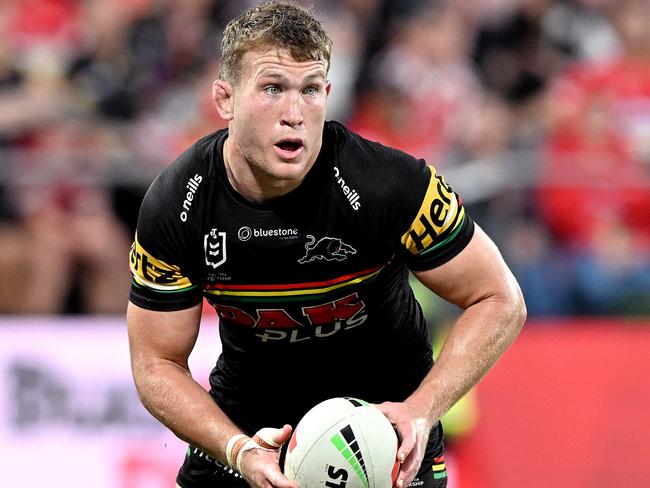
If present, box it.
[254,424,293,448]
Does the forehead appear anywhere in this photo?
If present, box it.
[240,47,327,81]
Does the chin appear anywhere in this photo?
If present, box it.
[268,162,308,181]
[268,154,313,179]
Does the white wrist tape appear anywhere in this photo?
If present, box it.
[226,427,284,473]
[225,434,248,469]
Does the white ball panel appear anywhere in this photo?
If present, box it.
[284,398,398,488]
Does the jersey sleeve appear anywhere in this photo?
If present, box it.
[329,121,474,271]
[129,168,204,311]
[397,164,474,271]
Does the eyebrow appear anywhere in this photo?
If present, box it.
[258,73,326,83]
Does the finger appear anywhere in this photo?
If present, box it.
[255,424,293,448]
[278,424,293,443]
[395,427,416,463]
[395,453,420,488]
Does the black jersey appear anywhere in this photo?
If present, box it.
[129,121,474,433]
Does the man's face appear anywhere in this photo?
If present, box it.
[227,47,330,182]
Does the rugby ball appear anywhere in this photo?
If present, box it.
[284,397,398,488]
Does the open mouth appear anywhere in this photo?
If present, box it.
[276,141,303,151]
[274,139,304,158]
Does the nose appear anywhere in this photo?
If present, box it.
[281,92,303,128]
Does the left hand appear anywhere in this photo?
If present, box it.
[375,400,433,488]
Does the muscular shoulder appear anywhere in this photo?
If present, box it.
[129,130,225,310]
[134,130,224,276]
[325,121,473,270]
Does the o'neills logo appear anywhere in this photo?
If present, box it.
[334,166,361,211]
[180,173,203,222]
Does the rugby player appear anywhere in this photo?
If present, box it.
[126,2,526,487]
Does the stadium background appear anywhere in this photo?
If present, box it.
[0,0,648,486]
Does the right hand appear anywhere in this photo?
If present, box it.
[375,401,433,488]
[238,425,299,488]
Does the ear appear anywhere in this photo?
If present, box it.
[325,81,332,98]
[213,79,234,121]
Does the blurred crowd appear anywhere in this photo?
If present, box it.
[0,0,648,317]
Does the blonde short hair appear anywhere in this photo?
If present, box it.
[219,1,332,84]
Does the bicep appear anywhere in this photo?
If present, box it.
[127,301,203,372]
[413,225,522,309]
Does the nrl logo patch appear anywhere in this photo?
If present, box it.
[298,235,356,264]
[204,228,227,269]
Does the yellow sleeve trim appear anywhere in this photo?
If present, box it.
[129,234,194,291]
[400,166,462,255]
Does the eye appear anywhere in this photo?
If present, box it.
[303,86,318,96]
[264,85,280,95]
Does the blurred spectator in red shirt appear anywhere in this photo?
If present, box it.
[539,0,650,313]
[0,0,136,314]
[347,0,482,164]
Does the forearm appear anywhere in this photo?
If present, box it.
[408,294,526,425]
[133,359,240,463]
